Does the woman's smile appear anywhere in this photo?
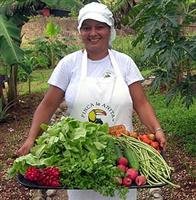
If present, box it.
[88,37,101,44]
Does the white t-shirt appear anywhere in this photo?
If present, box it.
[48,49,143,114]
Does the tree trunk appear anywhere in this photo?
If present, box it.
[7,65,18,102]
[0,75,6,107]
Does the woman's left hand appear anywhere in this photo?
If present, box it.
[155,130,167,151]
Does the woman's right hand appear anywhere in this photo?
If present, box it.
[16,138,34,156]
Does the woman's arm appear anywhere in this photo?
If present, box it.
[17,85,65,156]
[129,82,166,150]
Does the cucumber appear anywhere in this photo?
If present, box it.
[114,145,123,158]
[124,148,139,170]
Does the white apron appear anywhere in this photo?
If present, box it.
[68,50,137,200]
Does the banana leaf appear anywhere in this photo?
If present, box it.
[0,15,24,65]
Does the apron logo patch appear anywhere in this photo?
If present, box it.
[88,109,106,124]
[80,102,116,124]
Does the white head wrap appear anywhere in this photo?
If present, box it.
[77,2,116,47]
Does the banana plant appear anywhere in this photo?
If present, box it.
[0,0,41,102]
[0,0,84,102]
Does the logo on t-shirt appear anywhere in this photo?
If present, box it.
[103,69,114,78]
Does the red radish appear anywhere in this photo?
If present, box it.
[38,167,60,186]
[25,166,61,186]
[122,176,132,187]
[117,164,127,173]
[51,180,60,187]
[117,157,128,166]
[126,168,139,180]
[41,8,50,17]
[135,175,147,186]
[25,167,40,182]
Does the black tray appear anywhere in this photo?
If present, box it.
[17,174,166,190]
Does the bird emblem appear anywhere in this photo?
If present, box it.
[88,109,107,124]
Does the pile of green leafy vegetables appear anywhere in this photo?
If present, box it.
[8,117,128,199]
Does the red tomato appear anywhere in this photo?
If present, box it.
[139,134,147,141]
[142,134,150,141]
[150,141,160,150]
[142,137,152,144]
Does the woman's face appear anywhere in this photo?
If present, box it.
[80,19,111,57]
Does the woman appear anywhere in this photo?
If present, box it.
[17,2,166,200]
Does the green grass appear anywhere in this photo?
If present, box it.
[18,69,53,95]
[147,92,196,156]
